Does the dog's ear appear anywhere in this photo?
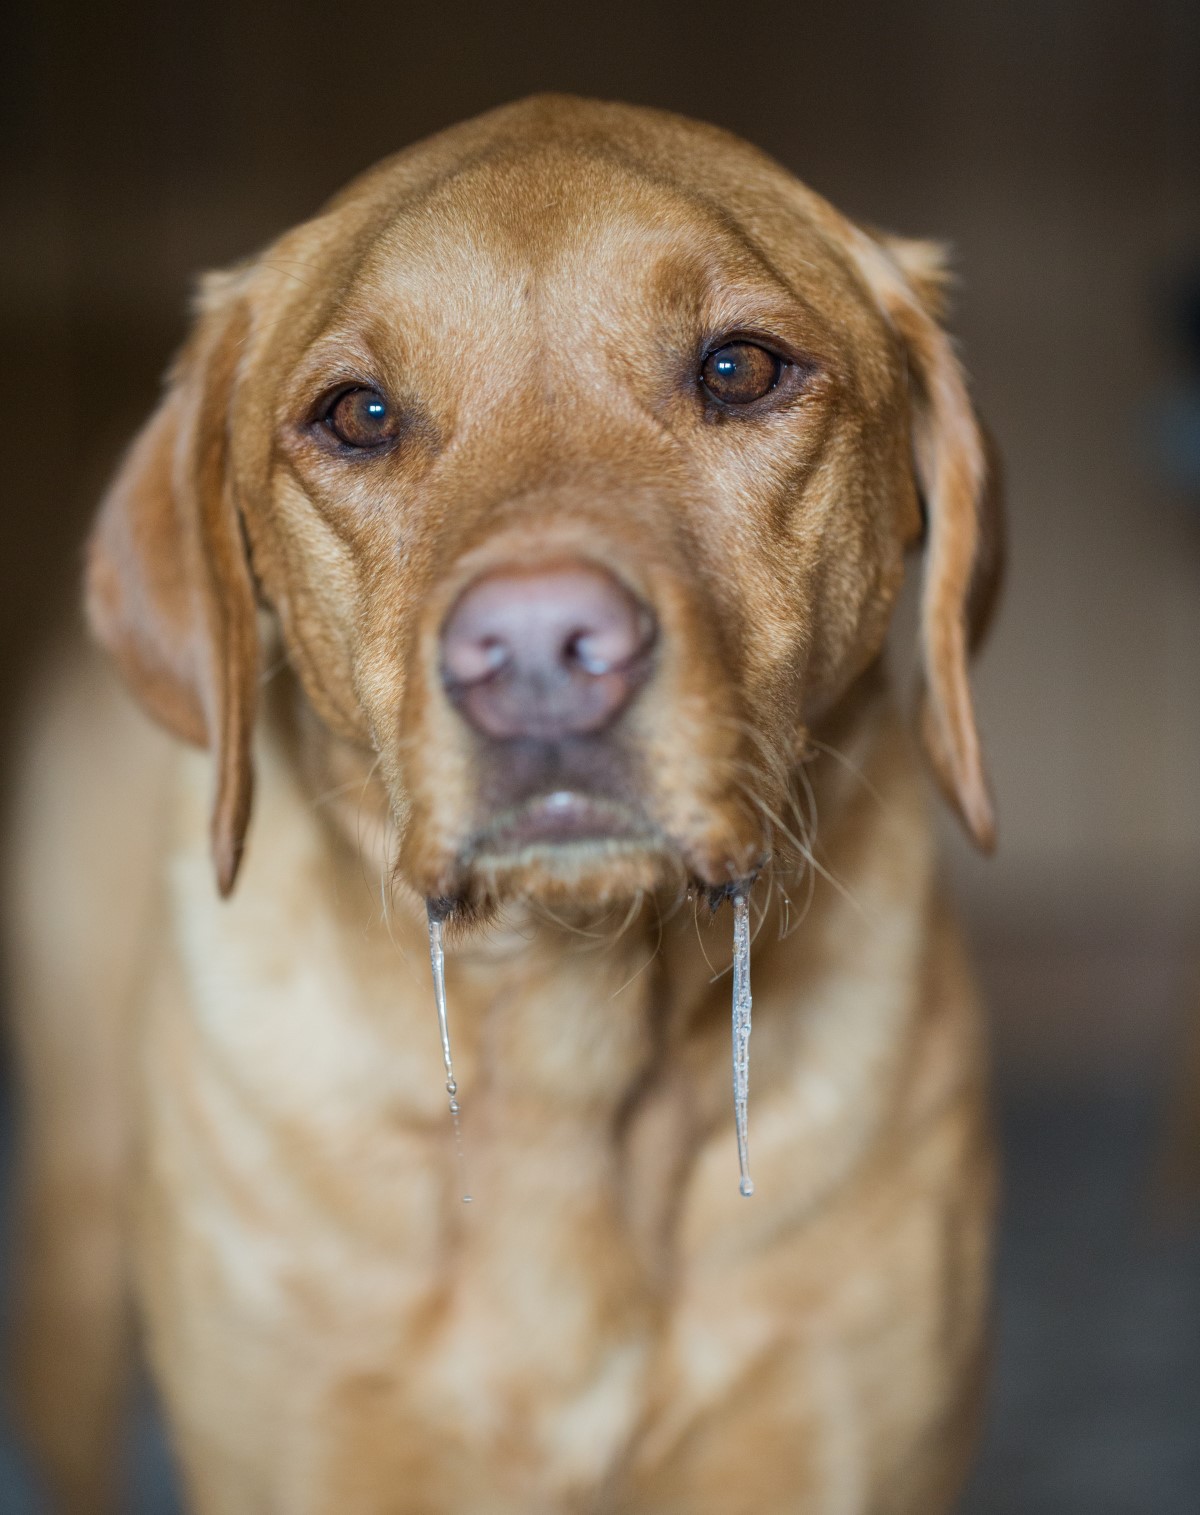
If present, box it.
[86,274,259,895]
[854,232,1004,852]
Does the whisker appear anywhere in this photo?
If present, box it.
[259,261,320,292]
[526,897,625,943]
[258,653,290,686]
[309,773,375,809]
[806,736,888,809]
[735,781,867,921]
[692,894,720,980]
[792,761,821,851]
[610,892,666,999]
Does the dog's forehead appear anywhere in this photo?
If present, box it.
[337,94,846,254]
[265,102,874,355]
[350,156,798,340]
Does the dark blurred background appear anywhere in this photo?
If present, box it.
[2,2,1199,1510]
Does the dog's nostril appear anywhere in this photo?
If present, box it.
[568,605,655,675]
[566,629,613,676]
[478,638,510,678]
[443,632,510,688]
[440,560,656,741]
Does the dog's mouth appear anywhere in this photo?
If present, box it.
[437,787,679,912]
[419,788,766,928]
[469,789,659,858]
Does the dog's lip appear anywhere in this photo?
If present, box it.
[468,789,659,856]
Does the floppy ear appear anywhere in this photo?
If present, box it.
[859,233,1004,851]
[85,277,259,895]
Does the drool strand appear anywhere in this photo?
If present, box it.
[426,903,473,1204]
[731,890,755,1198]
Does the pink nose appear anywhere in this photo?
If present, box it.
[440,561,656,741]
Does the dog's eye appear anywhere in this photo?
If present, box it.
[700,342,781,406]
[324,387,399,449]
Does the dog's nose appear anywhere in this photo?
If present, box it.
[440,561,656,741]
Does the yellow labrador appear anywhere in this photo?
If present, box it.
[5,95,1001,1514]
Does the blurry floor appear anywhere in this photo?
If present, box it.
[0,1087,1196,1512]
[961,1092,1200,1514]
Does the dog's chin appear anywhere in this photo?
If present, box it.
[412,791,683,920]
[409,791,766,925]
[466,839,683,916]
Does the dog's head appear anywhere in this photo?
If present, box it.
[87,96,1000,914]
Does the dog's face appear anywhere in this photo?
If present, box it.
[87,96,999,913]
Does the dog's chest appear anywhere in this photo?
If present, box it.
[138,741,956,1513]
[138,753,682,1507]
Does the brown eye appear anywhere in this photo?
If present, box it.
[700,342,782,406]
[324,387,399,449]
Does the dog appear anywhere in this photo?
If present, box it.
[4,94,1002,1514]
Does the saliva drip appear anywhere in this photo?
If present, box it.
[426,891,751,1202]
[731,890,755,1198]
[426,903,473,1204]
